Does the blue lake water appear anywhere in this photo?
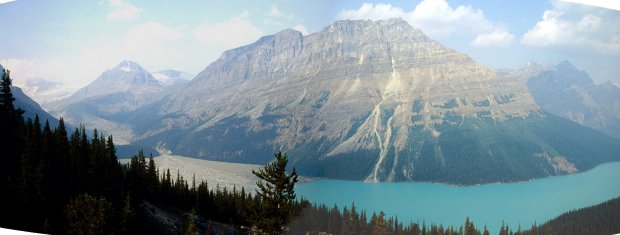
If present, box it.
[296,161,620,234]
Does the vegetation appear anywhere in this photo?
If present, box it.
[252,151,299,234]
[524,196,620,235]
[1,68,618,234]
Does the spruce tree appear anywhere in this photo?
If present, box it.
[252,151,299,234]
[0,68,24,228]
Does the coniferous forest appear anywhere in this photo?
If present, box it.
[2,69,619,234]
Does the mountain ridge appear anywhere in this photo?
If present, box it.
[121,18,619,184]
[523,60,620,139]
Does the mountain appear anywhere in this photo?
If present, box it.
[124,19,617,184]
[522,61,620,139]
[60,60,164,112]
[47,60,168,144]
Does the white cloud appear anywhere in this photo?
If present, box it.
[339,3,405,21]
[81,21,184,73]
[106,0,142,22]
[337,0,513,46]
[521,3,620,54]
[1,58,67,85]
[269,5,285,17]
[193,13,264,48]
[0,0,16,4]
[407,0,493,38]
[471,27,515,47]
[292,24,309,35]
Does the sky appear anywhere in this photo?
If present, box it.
[0,0,619,100]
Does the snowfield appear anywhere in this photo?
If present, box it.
[120,155,262,193]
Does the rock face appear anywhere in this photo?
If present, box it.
[125,19,619,184]
[523,61,620,139]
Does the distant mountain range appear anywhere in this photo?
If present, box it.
[5,19,619,185]
[46,61,192,144]
[519,61,620,139]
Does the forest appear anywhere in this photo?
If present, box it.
[2,69,618,234]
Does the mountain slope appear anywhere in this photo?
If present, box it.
[524,61,620,139]
[126,19,619,184]
[12,86,60,126]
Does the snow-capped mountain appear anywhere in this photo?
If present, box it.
[47,61,174,144]
[64,60,164,107]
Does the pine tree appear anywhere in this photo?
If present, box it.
[370,211,389,235]
[183,208,199,235]
[64,193,113,235]
[252,151,299,234]
[464,217,478,235]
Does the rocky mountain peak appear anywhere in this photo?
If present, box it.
[556,60,577,71]
[115,60,147,73]
[274,28,302,42]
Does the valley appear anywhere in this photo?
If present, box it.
[2,1,619,233]
[36,19,619,185]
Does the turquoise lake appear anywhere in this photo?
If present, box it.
[296,161,620,234]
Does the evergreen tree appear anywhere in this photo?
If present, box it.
[64,193,113,235]
[119,194,135,235]
[252,151,299,234]
[183,208,199,235]
[370,211,389,235]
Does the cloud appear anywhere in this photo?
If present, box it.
[193,13,264,48]
[0,58,66,84]
[339,3,405,21]
[0,0,16,4]
[521,3,620,54]
[269,5,285,17]
[337,0,513,46]
[0,58,75,103]
[106,0,142,22]
[471,27,515,47]
[82,21,184,70]
[292,24,309,35]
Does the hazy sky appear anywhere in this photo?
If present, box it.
[1,0,619,92]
